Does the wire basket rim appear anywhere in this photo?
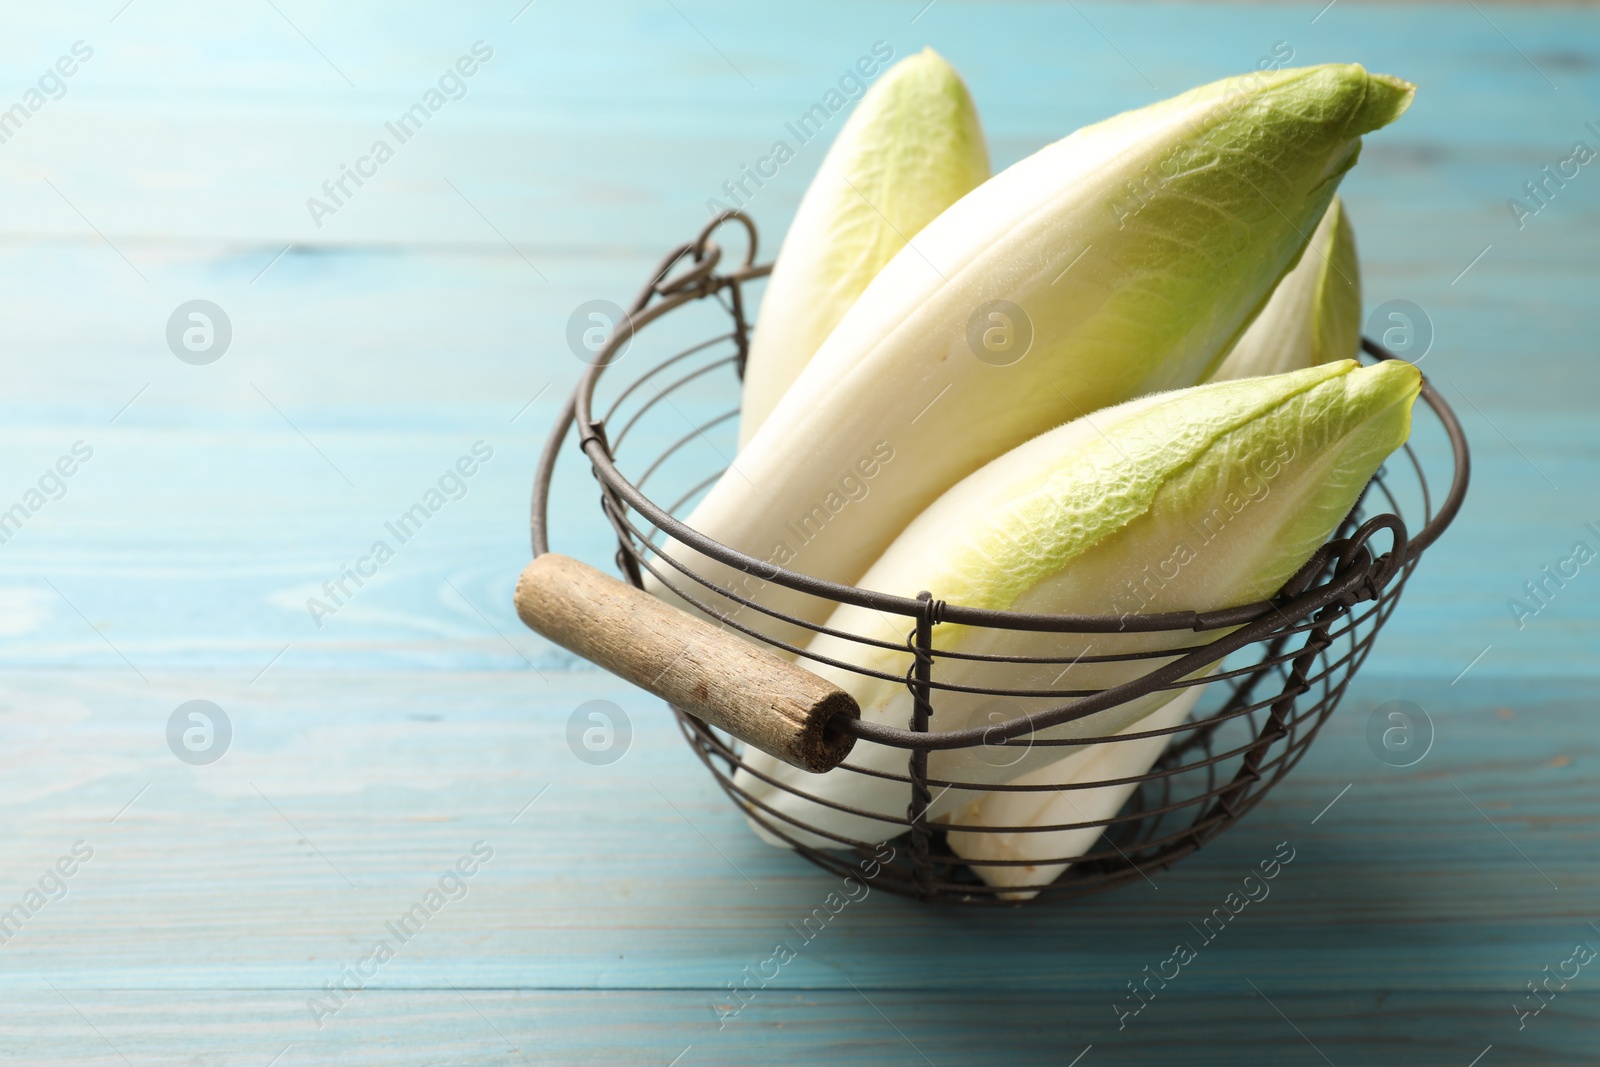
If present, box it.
[534,211,1467,618]
[527,211,1470,754]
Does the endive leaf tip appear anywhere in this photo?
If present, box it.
[1351,67,1417,132]
[1362,354,1421,387]
[1269,64,1413,136]
[893,46,962,83]
[897,47,982,114]
[1371,70,1419,97]
[1319,359,1421,467]
[733,42,989,449]
[1323,355,1421,394]
[1358,357,1423,416]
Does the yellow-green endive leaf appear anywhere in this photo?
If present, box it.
[739,48,990,448]
[736,359,1421,850]
[1211,196,1362,380]
[652,65,1414,653]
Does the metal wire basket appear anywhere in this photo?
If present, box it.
[519,212,1470,905]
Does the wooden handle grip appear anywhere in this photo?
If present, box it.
[514,553,858,773]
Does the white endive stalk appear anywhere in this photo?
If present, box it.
[650,65,1414,653]
[943,684,1206,901]
[739,49,990,449]
[1210,196,1362,381]
[735,359,1422,850]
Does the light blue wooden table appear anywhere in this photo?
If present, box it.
[2,2,1596,1063]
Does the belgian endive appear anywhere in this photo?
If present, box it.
[944,201,1365,889]
[650,65,1414,652]
[739,49,990,448]
[943,684,1206,900]
[735,359,1422,850]
[1210,196,1362,381]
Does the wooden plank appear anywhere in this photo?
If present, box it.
[0,1,1591,251]
[2,989,1594,1066]
[2,671,1596,994]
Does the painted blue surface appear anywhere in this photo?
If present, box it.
[1,2,1597,1063]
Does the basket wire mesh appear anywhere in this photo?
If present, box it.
[530,213,1469,904]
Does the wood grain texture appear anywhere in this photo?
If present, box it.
[5,989,1598,1066]
[0,0,1597,1063]
[514,553,857,771]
